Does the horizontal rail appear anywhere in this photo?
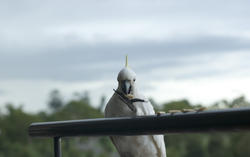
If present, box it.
[29,107,250,137]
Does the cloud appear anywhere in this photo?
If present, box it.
[1,0,250,112]
[1,75,250,112]
[145,77,250,106]
[0,34,250,82]
[0,89,4,95]
[0,79,115,112]
[1,0,250,49]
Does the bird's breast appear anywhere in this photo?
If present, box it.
[105,94,136,117]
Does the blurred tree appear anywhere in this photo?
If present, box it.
[0,94,249,157]
[211,95,250,109]
[163,97,250,157]
[48,89,63,111]
[162,99,193,112]
[74,91,91,105]
[98,95,106,112]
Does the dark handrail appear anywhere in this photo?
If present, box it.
[29,107,250,138]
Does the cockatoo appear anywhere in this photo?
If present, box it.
[105,56,166,157]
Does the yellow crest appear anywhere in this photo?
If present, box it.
[125,55,128,68]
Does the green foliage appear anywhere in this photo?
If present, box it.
[0,92,249,157]
[162,99,193,112]
[162,97,250,157]
[0,92,112,157]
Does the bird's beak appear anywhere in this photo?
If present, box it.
[122,80,131,95]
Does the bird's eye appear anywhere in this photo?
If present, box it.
[133,79,136,82]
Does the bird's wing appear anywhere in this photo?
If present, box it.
[135,95,155,115]
[151,135,166,157]
[106,93,166,157]
[140,100,167,157]
[110,136,135,157]
[110,136,119,152]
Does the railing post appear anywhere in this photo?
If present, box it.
[54,137,61,157]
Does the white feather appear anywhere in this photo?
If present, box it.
[105,67,166,157]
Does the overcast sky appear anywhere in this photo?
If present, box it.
[1,0,250,112]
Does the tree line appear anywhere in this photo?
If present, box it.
[0,90,249,157]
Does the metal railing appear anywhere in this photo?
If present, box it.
[28,107,250,157]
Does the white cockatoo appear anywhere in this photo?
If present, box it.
[105,56,166,157]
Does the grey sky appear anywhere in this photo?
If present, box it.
[0,0,250,112]
[1,35,250,81]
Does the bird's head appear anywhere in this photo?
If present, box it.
[117,56,136,99]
